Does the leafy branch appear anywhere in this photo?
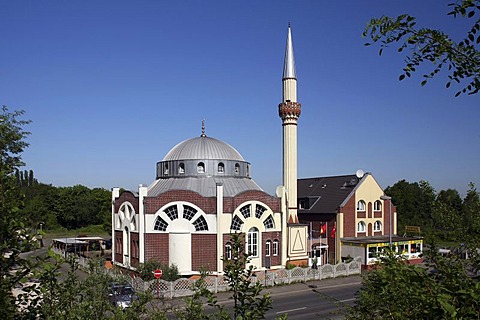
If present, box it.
[363,0,480,96]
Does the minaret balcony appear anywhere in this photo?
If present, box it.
[279,101,301,120]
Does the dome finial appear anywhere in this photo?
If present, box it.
[201,119,206,137]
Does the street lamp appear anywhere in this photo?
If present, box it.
[380,195,392,247]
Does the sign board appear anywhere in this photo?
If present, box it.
[154,269,162,279]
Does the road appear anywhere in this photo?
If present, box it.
[266,279,361,319]
[190,276,362,319]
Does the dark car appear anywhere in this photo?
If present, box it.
[109,283,138,309]
[104,238,112,250]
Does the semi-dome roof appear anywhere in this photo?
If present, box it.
[163,136,245,161]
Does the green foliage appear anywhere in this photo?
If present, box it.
[223,233,272,320]
[363,0,480,96]
[16,253,167,320]
[18,182,111,232]
[137,259,180,282]
[385,179,436,233]
[386,179,480,245]
[175,270,229,320]
[0,106,35,319]
[176,233,275,320]
[345,247,480,319]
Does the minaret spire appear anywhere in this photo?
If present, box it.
[283,24,296,80]
[279,24,301,223]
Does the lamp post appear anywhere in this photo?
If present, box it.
[380,195,392,247]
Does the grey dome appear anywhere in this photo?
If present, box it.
[163,136,245,161]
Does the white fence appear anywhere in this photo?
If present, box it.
[130,257,362,299]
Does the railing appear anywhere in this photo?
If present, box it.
[130,257,362,299]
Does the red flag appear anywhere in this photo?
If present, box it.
[320,223,327,234]
[330,223,336,238]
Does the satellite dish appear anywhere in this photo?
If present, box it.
[356,169,365,179]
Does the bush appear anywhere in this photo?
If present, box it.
[137,260,180,282]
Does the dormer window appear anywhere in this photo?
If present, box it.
[197,162,205,173]
[299,198,309,209]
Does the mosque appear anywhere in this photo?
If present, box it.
[111,26,423,275]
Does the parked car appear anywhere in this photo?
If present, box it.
[109,283,138,309]
[104,238,112,250]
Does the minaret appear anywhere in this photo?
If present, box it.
[279,24,301,223]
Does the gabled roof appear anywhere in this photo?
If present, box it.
[297,174,364,214]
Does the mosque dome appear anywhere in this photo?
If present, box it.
[163,136,245,162]
[151,133,261,197]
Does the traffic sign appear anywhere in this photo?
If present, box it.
[154,269,163,279]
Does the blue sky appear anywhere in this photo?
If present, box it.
[1,1,479,196]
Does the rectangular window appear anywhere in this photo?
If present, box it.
[266,241,271,257]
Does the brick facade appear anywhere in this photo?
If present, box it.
[224,190,281,213]
[191,234,217,271]
[144,190,217,215]
[130,232,139,268]
[341,196,356,237]
[114,230,123,263]
[145,233,169,264]
[114,191,139,213]
[262,231,282,267]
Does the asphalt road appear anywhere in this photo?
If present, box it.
[189,275,363,319]
[266,279,361,319]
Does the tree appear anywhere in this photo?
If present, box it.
[363,0,480,96]
[174,233,275,320]
[0,106,33,319]
[385,179,436,234]
[462,182,480,243]
[344,247,480,319]
[222,233,272,320]
[136,260,180,282]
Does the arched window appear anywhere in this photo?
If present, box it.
[357,200,366,211]
[193,216,208,231]
[357,221,366,232]
[179,163,185,174]
[197,162,205,173]
[234,163,240,175]
[230,215,243,231]
[240,205,251,219]
[154,217,168,231]
[263,215,274,229]
[183,205,197,221]
[374,200,382,211]
[255,205,267,219]
[247,227,259,257]
[225,243,232,260]
[273,240,279,256]
[374,221,382,231]
[265,240,271,257]
[164,163,169,174]
[218,163,225,173]
[164,205,178,220]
